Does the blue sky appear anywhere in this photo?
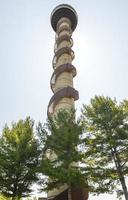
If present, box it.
[0,0,128,199]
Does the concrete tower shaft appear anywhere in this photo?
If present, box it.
[47,4,79,116]
[46,5,89,200]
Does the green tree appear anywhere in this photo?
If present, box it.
[81,96,128,200]
[0,118,40,200]
[37,110,88,191]
[0,194,11,200]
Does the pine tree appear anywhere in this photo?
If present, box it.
[81,96,128,200]
[0,118,40,200]
[37,110,88,191]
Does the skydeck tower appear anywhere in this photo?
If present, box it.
[47,4,79,116]
[46,4,88,200]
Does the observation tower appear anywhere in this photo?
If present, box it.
[47,4,88,200]
[47,4,79,116]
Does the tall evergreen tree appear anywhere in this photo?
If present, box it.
[81,96,128,200]
[0,118,40,200]
[37,110,88,191]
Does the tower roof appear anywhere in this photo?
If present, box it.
[51,4,78,32]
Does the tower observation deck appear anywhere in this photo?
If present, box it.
[47,4,79,116]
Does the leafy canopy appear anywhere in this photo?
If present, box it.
[81,96,128,199]
[0,117,40,199]
[37,110,88,191]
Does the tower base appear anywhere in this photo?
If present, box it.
[47,187,89,200]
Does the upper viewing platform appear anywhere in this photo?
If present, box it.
[50,4,78,32]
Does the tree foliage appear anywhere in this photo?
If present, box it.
[37,110,88,191]
[81,96,128,199]
[1,96,127,200]
[0,194,11,200]
[0,118,40,200]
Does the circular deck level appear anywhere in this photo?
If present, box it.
[51,4,78,32]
